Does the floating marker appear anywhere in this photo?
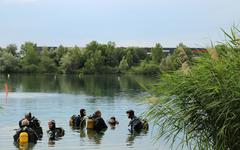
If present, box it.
[5,82,8,96]
[4,81,8,103]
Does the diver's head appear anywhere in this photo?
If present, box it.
[24,112,32,120]
[48,120,56,130]
[94,110,102,118]
[21,119,29,127]
[126,110,134,119]
[110,117,116,121]
[80,109,86,117]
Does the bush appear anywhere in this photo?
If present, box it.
[22,64,40,73]
[98,66,119,74]
[131,61,160,75]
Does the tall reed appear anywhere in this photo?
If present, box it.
[145,27,240,150]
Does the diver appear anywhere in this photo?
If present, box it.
[19,113,31,128]
[19,112,43,139]
[13,119,38,144]
[108,116,119,129]
[47,120,65,140]
[69,109,87,129]
[92,110,108,132]
[75,109,87,128]
[126,110,143,133]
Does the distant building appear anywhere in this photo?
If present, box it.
[130,47,207,55]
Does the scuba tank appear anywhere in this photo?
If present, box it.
[141,119,149,130]
[69,115,77,126]
[87,119,94,129]
[19,132,28,143]
[56,128,65,137]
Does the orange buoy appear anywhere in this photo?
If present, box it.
[5,82,8,96]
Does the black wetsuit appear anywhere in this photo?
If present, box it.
[19,117,43,138]
[128,116,143,132]
[93,117,108,132]
[47,128,65,140]
[75,115,87,128]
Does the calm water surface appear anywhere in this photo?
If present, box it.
[0,74,171,150]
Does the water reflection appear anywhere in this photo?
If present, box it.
[72,129,106,145]
[71,126,106,145]
[48,140,55,147]
[87,129,106,144]
[0,74,157,97]
[79,129,86,138]
[109,124,117,130]
[47,137,64,147]
[126,130,148,146]
[13,142,36,150]
[5,81,8,101]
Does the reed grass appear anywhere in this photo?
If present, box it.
[145,27,240,150]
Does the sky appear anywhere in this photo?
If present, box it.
[0,0,240,47]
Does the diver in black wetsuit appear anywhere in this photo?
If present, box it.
[14,119,38,143]
[19,112,43,139]
[126,110,143,133]
[75,109,87,129]
[47,120,65,140]
[92,110,108,132]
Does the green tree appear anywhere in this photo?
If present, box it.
[125,49,134,67]
[20,42,40,73]
[83,50,103,74]
[70,46,84,70]
[160,55,175,71]
[175,43,193,64]
[151,43,163,64]
[126,47,148,65]
[160,43,192,71]
[131,60,160,75]
[0,47,3,53]
[104,41,119,67]
[53,45,67,67]
[39,47,57,73]
[20,42,37,57]
[6,44,18,56]
[60,52,72,73]
[119,56,129,72]
[0,51,19,73]
[85,41,99,59]
[59,46,84,73]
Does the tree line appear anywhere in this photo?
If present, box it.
[0,41,194,74]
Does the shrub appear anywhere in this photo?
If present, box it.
[131,61,160,75]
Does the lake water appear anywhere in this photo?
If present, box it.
[0,74,171,150]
